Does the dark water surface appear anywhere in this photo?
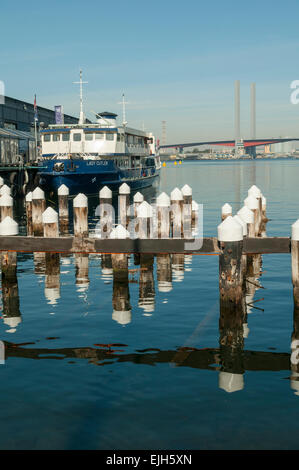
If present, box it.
[1,159,299,450]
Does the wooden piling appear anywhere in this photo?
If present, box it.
[133,192,144,218]
[157,192,170,238]
[110,225,130,281]
[99,186,113,238]
[181,184,192,238]
[0,194,13,222]
[244,195,259,236]
[32,187,46,236]
[170,187,183,238]
[118,183,130,228]
[0,217,18,282]
[25,191,33,236]
[237,206,255,238]
[73,193,88,237]
[136,201,153,239]
[42,207,60,304]
[58,184,69,235]
[218,216,244,312]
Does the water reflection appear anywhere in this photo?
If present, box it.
[0,248,297,396]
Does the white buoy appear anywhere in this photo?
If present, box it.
[0,216,18,236]
[217,216,243,242]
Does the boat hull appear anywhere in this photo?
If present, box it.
[38,159,160,195]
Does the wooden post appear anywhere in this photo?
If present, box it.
[221,203,232,221]
[139,254,155,314]
[0,216,18,281]
[244,195,259,236]
[0,194,13,222]
[170,187,183,238]
[248,185,262,234]
[237,205,254,237]
[156,254,172,293]
[42,207,60,305]
[118,182,130,228]
[233,214,247,278]
[133,191,144,218]
[110,225,130,281]
[0,184,11,196]
[73,193,88,237]
[58,184,69,235]
[25,191,33,236]
[156,192,170,238]
[99,186,113,238]
[181,184,192,238]
[136,201,153,239]
[0,176,4,189]
[218,216,244,312]
[191,200,199,235]
[32,187,46,236]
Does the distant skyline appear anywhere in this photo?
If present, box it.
[1,0,299,143]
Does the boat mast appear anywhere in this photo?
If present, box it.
[73,70,88,125]
[119,93,128,127]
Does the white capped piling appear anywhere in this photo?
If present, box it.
[233,214,247,278]
[233,214,247,237]
[192,200,199,226]
[58,184,69,235]
[181,184,192,238]
[218,216,244,311]
[237,205,255,237]
[170,187,183,238]
[136,201,153,239]
[262,195,267,218]
[0,177,4,189]
[244,194,259,236]
[99,186,113,238]
[73,193,88,237]
[221,203,232,221]
[0,184,11,196]
[248,185,262,232]
[157,192,170,238]
[292,220,299,309]
[133,191,144,217]
[0,216,18,282]
[118,183,130,228]
[110,224,130,280]
[32,187,46,236]
[25,191,33,236]
[0,194,13,222]
[42,207,59,238]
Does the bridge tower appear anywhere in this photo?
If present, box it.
[234,80,241,156]
[248,82,257,158]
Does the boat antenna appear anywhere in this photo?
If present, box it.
[118,93,129,127]
[73,69,88,125]
[90,110,111,126]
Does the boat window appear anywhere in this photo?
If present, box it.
[134,136,138,144]
[106,133,114,141]
[95,133,104,140]
[135,156,141,167]
[53,134,61,141]
[85,133,93,141]
[117,133,121,142]
[128,135,133,145]
[62,133,70,141]
[73,133,81,141]
[43,134,51,142]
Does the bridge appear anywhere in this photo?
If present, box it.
[159,137,299,157]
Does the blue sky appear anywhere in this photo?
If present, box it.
[1,0,299,142]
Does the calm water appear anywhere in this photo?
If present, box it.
[1,159,299,450]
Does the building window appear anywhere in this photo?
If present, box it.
[106,133,114,141]
[85,133,93,141]
[95,133,104,140]
[53,134,60,141]
[73,133,81,141]
[62,133,70,141]
[44,134,51,142]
